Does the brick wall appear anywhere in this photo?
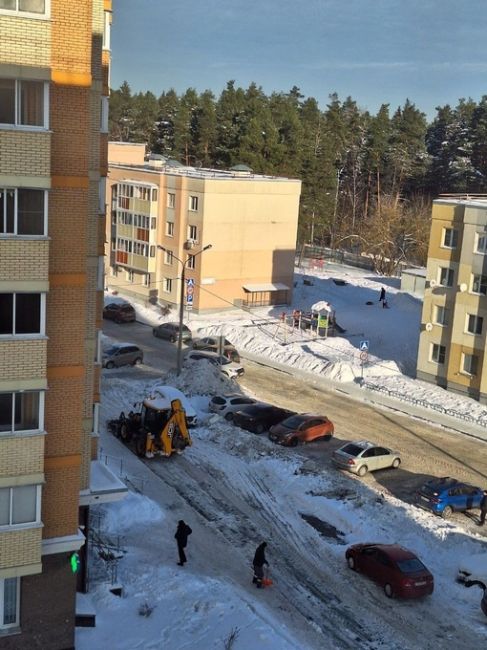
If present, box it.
[0,131,51,176]
[0,437,44,477]
[48,187,88,273]
[50,85,90,177]
[42,465,80,537]
[0,240,49,281]
[0,16,50,67]
[0,341,47,382]
[51,0,92,76]
[0,528,42,570]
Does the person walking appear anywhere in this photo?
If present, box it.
[379,287,386,304]
[252,541,269,589]
[479,490,487,526]
[175,520,192,566]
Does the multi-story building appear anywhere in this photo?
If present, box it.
[106,142,301,312]
[417,196,487,403]
[0,2,125,648]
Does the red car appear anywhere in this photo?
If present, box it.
[268,414,334,447]
[346,543,434,599]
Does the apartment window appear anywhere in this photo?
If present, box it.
[0,0,46,16]
[188,225,198,241]
[430,343,446,365]
[149,245,155,258]
[472,274,487,296]
[164,278,172,293]
[0,484,40,528]
[0,188,46,236]
[466,314,483,335]
[167,193,175,209]
[434,305,448,326]
[0,391,42,434]
[142,274,150,287]
[438,267,454,287]
[0,79,47,128]
[476,234,487,254]
[164,250,173,265]
[189,195,198,211]
[442,228,458,249]
[187,255,195,270]
[152,189,158,201]
[100,97,109,133]
[126,270,134,283]
[462,353,479,376]
[166,221,174,237]
[0,578,20,629]
[0,293,43,336]
[102,9,111,50]
[151,217,156,230]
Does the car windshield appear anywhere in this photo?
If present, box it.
[396,558,426,574]
[181,325,190,332]
[281,415,307,428]
[104,346,120,356]
[211,397,226,405]
[340,443,364,456]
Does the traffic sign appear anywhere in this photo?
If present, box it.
[360,351,368,362]
[359,340,369,352]
[186,278,195,288]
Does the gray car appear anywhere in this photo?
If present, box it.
[102,343,143,369]
[332,440,401,476]
[153,322,192,343]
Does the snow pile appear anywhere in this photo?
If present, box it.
[102,492,165,535]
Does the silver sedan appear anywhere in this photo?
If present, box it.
[332,440,401,476]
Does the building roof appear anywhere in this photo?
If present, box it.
[435,195,487,208]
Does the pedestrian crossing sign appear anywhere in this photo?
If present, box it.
[359,340,369,352]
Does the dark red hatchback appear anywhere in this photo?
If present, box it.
[346,543,434,599]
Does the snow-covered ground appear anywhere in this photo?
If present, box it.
[76,263,487,649]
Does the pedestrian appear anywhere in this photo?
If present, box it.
[379,287,386,303]
[252,541,269,589]
[175,520,192,566]
[479,490,487,526]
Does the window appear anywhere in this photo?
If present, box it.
[0,484,40,528]
[438,267,454,287]
[126,270,134,283]
[149,245,155,258]
[0,391,42,433]
[0,79,47,128]
[0,577,20,629]
[102,9,111,50]
[434,305,448,326]
[462,353,478,376]
[188,224,197,241]
[164,278,172,293]
[111,238,116,251]
[166,221,174,237]
[0,0,46,16]
[472,274,487,296]
[466,314,483,335]
[164,250,173,265]
[0,293,43,336]
[189,195,198,211]
[442,228,458,249]
[431,343,446,364]
[476,233,487,254]
[187,254,195,270]
[0,188,46,236]
[100,97,109,133]
[167,193,175,209]
[143,274,150,287]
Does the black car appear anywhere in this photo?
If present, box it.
[103,302,136,323]
[233,404,296,434]
[152,322,192,343]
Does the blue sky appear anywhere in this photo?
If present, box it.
[111,0,487,118]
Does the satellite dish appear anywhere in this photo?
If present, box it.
[425,322,433,332]
[429,279,437,288]
[459,283,467,293]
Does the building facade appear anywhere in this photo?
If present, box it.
[0,2,125,648]
[106,143,302,312]
[417,197,487,403]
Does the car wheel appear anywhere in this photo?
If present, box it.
[347,555,356,570]
[170,335,176,343]
[357,465,368,477]
[105,361,114,369]
[224,412,234,422]
[133,357,142,365]
[289,437,298,447]
[442,505,453,519]
[119,423,131,443]
[135,434,146,458]
[384,583,394,598]
[392,458,401,469]
[254,424,265,435]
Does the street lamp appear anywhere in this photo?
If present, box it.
[157,243,212,375]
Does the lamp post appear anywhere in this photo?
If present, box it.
[157,243,212,375]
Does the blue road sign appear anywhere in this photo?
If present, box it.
[186,278,195,288]
[359,340,369,352]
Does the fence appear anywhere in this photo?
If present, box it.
[98,448,148,493]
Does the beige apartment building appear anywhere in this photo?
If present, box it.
[417,196,487,403]
[106,143,302,312]
[0,2,125,649]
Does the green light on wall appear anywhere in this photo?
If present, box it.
[70,552,81,574]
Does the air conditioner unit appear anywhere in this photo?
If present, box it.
[184,240,195,250]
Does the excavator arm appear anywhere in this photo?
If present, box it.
[145,398,192,458]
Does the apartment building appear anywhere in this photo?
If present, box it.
[106,142,302,312]
[417,196,487,403]
[0,2,126,648]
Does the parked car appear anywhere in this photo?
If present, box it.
[103,302,136,323]
[146,386,198,427]
[457,552,487,585]
[153,322,192,343]
[332,440,401,476]
[415,477,484,518]
[103,343,143,369]
[268,413,334,447]
[346,543,434,599]
[209,393,259,421]
[192,336,240,362]
[233,404,295,434]
[184,350,244,379]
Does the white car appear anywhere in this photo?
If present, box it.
[146,386,198,426]
[209,393,259,421]
[457,552,487,584]
[184,350,244,379]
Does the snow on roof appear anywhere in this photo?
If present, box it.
[311,300,333,312]
[243,282,290,292]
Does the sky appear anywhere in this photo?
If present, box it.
[111,0,487,119]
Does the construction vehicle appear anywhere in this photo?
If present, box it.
[107,398,192,459]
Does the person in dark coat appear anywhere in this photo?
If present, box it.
[379,287,386,303]
[252,542,269,588]
[479,490,487,526]
[175,520,192,565]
